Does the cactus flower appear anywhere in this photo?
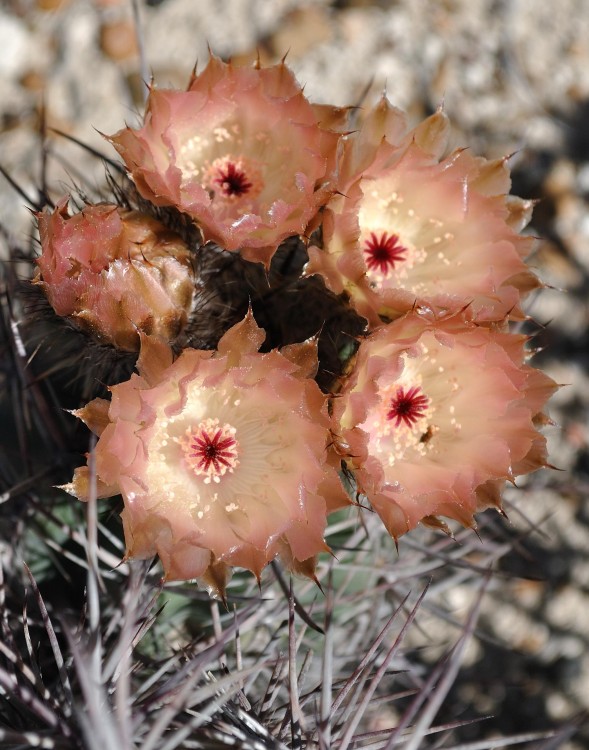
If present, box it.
[109,55,340,266]
[333,310,557,539]
[306,102,539,327]
[63,312,349,595]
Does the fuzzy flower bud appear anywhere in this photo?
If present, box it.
[35,199,195,351]
[333,311,557,539]
[108,55,340,266]
[62,312,349,596]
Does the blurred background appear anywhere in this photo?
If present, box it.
[1,0,588,746]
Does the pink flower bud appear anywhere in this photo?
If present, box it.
[36,199,195,351]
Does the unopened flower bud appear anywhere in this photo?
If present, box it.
[36,199,195,351]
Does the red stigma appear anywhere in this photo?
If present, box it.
[214,161,253,197]
[189,428,238,474]
[387,386,429,428]
[364,232,407,275]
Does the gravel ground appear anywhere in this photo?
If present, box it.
[1,0,589,747]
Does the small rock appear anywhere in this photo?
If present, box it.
[0,11,29,78]
[100,18,138,62]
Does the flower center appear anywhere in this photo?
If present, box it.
[364,231,407,276]
[203,155,263,203]
[179,418,239,484]
[214,161,252,197]
[387,386,429,428]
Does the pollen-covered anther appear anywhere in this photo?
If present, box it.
[203,155,263,202]
[178,418,239,484]
[387,385,429,428]
[364,231,407,276]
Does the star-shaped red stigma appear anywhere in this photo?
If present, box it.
[180,418,239,481]
[387,386,429,428]
[364,231,407,275]
[214,161,253,197]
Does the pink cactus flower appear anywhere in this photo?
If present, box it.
[332,310,557,539]
[306,101,539,327]
[36,199,195,351]
[109,55,340,266]
[62,312,349,595]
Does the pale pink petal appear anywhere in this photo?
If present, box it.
[71,398,111,436]
[60,466,118,501]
